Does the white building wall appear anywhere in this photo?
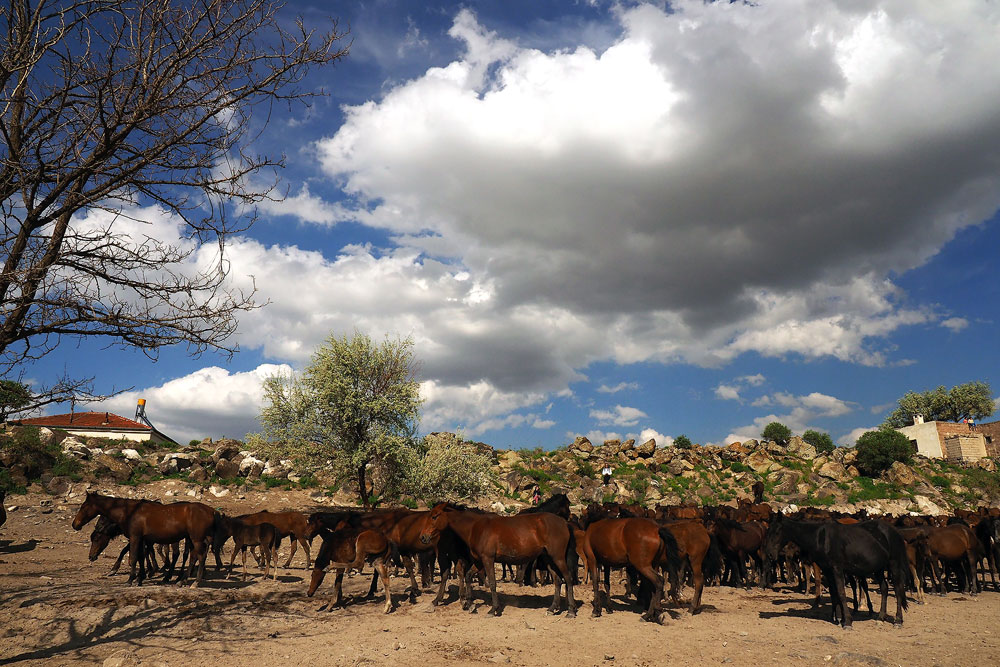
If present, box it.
[896,422,945,458]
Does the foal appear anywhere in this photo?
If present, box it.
[223,515,279,582]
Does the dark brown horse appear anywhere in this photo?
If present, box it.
[88,514,177,577]
[582,517,680,622]
[417,503,577,617]
[707,517,766,589]
[660,520,711,613]
[124,500,216,586]
[925,524,981,595]
[237,510,312,570]
[221,515,278,581]
[307,519,395,613]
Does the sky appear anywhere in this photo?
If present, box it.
[19,0,1000,449]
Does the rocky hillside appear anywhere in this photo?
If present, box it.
[2,426,998,515]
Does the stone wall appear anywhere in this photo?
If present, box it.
[943,434,988,462]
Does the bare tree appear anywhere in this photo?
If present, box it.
[0,0,349,376]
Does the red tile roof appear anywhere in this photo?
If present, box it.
[15,412,150,430]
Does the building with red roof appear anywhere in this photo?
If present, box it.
[13,409,176,446]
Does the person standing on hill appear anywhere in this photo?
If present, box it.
[602,462,613,486]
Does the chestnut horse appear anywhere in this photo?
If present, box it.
[307,518,395,613]
[417,503,577,617]
[582,517,680,623]
[124,500,216,586]
[237,510,312,570]
[660,520,711,613]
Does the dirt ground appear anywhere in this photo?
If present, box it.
[1,485,998,667]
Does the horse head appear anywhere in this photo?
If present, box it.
[72,491,102,530]
[419,502,450,545]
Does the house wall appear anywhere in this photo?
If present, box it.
[943,434,987,462]
[60,429,152,443]
[976,421,1000,458]
[897,422,946,458]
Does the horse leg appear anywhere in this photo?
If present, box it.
[367,569,380,598]
[928,556,944,595]
[110,544,129,576]
[432,559,451,606]
[402,555,419,600]
[283,535,298,569]
[375,559,393,614]
[965,552,979,596]
[546,563,562,615]
[242,546,249,582]
[834,570,852,628]
[812,563,822,608]
[227,540,240,579]
[327,570,346,610]
[127,535,142,586]
[688,555,705,614]
[876,573,889,621]
[603,565,613,611]
[483,556,501,616]
[300,537,312,571]
[636,564,664,623]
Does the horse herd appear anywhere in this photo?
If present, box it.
[69,491,1000,629]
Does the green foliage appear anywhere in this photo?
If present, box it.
[0,380,32,421]
[574,460,596,479]
[0,426,79,483]
[761,422,791,445]
[726,460,751,474]
[0,467,25,494]
[247,332,423,508]
[406,436,497,501]
[855,428,913,477]
[516,447,546,462]
[674,434,692,449]
[882,381,995,428]
[802,429,835,454]
[398,497,418,509]
[847,476,908,503]
[50,457,82,481]
[188,439,201,447]
[928,474,952,490]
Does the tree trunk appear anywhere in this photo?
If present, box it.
[357,464,371,510]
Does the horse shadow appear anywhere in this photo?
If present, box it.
[0,538,39,554]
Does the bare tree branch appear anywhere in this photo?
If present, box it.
[0,0,349,374]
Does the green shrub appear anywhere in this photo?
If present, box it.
[928,474,952,489]
[727,460,751,474]
[574,460,596,479]
[855,429,912,477]
[399,497,418,509]
[761,422,791,445]
[674,435,693,450]
[802,429,835,454]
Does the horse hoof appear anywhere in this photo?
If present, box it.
[841,625,854,631]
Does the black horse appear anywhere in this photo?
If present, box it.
[763,515,909,627]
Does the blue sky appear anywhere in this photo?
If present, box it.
[21,1,1000,448]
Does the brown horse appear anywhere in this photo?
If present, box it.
[88,514,177,578]
[237,510,312,570]
[707,517,766,589]
[222,516,278,581]
[307,520,395,613]
[417,503,577,617]
[582,517,680,622]
[660,520,711,613]
[925,524,980,595]
[124,500,216,586]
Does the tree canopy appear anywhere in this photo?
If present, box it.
[761,421,791,445]
[882,381,995,428]
[673,434,692,449]
[802,429,835,455]
[0,0,348,377]
[855,428,913,477]
[249,332,422,509]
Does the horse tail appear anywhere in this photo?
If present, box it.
[658,525,682,588]
[886,526,910,612]
[703,532,724,583]
[566,523,579,582]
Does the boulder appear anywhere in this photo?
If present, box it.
[764,440,785,456]
[668,458,695,476]
[46,475,72,496]
[884,461,917,487]
[94,453,134,482]
[37,427,57,446]
[620,439,635,452]
[636,439,656,457]
[746,450,780,474]
[603,439,622,454]
[816,461,851,483]
[773,471,800,495]
[209,485,230,498]
[570,436,594,453]
[158,458,179,475]
[742,439,760,451]
[121,448,142,461]
[188,466,210,484]
[211,440,243,465]
[977,458,997,472]
[786,436,818,460]
[214,458,240,479]
[263,459,289,479]
[914,495,948,516]
[841,449,858,466]
[61,437,91,459]
[239,454,265,479]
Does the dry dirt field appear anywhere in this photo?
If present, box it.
[1,486,998,667]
